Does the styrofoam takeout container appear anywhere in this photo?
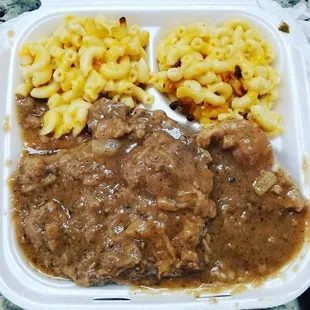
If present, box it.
[0,0,310,309]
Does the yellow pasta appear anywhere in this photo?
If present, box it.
[32,64,53,87]
[80,46,106,77]
[30,79,60,98]
[100,55,131,80]
[16,15,153,138]
[15,83,33,97]
[153,19,281,135]
[137,57,150,83]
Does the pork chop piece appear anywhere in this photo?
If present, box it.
[16,99,218,286]
[24,200,69,253]
[87,97,131,140]
[17,96,46,129]
[197,120,306,212]
[196,120,273,167]
[122,131,216,218]
[128,108,187,140]
[121,130,216,278]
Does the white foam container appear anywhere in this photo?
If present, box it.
[1,0,310,309]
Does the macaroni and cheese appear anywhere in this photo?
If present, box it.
[152,20,282,136]
[16,15,154,138]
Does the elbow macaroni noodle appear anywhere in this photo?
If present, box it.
[16,15,153,138]
[153,20,282,135]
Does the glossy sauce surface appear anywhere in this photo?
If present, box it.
[11,97,308,288]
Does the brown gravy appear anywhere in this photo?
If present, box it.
[130,144,308,289]
[11,97,309,289]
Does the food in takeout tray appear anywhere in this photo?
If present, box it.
[152,20,282,136]
[9,13,309,291]
[15,15,283,141]
[15,15,153,138]
[11,96,308,287]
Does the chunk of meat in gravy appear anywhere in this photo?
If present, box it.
[87,98,186,141]
[11,97,308,288]
[122,131,215,218]
[24,201,68,252]
[197,120,273,167]
[12,98,216,286]
[190,120,308,285]
[17,97,45,131]
[196,120,306,213]
[128,108,185,140]
[87,98,131,140]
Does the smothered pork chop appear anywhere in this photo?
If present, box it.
[11,98,308,287]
